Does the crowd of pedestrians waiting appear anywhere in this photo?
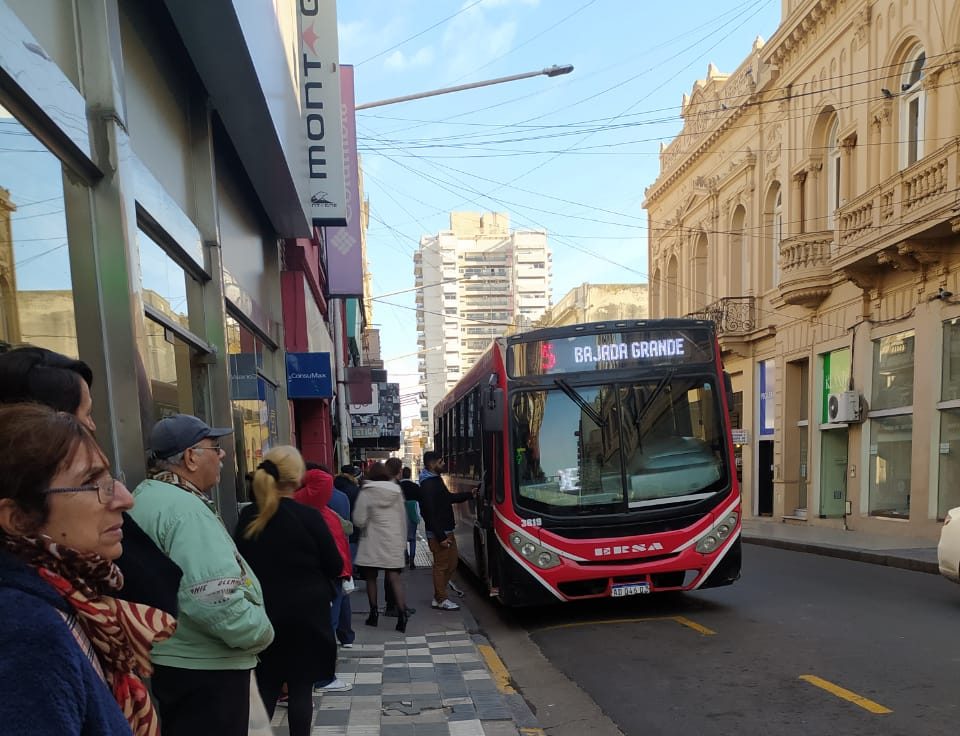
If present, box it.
[0,345,476,736]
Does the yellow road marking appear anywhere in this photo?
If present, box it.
[537,615,715,635]
[671,615,716,636]
[799,675,892,714]
[538,616,664,632]
[478,643,517,694]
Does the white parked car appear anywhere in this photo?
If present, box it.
[938,507,960,582]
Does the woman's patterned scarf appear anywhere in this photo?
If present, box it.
[2,534,176,736]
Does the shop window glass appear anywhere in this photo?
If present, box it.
[868,415,912,518]
[138,230,190,327]
[143,318,205,420]
[941,319,960,400]
[938,410,960,519]
[226,312,278,492]
[0,104,77,355]
[139,230,204,419]
[871,331,914,411]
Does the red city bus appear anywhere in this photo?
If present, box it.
[432,319,741,606]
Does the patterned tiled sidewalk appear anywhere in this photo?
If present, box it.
[269,539,543,736]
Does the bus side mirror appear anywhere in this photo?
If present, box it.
[723,371,734,409]
[482,387,504,432]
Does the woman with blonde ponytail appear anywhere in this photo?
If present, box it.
[235,446,347,735]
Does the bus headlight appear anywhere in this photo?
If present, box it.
[697,535,719,553]
[507,529,561,569]
[696,512,739,553]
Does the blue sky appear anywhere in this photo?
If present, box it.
[337,0,782,422]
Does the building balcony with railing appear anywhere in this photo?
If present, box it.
[777,231,837,308]
[687,296,757,355]
[833,138,960,277]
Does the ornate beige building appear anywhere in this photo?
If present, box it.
[645,0,960,540]
[533,283,649,327]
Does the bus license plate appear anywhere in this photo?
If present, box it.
[611,582,650,597]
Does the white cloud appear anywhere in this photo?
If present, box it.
[384,46,436,71]
[439,3,521,79]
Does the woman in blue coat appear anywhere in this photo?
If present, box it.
[0,403,176,735]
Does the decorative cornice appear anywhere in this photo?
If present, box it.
[767,0,844,73]
[644,55,761,205]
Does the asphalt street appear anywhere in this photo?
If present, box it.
[465,544,960,736]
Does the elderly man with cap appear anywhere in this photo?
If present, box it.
[128,414,274,736]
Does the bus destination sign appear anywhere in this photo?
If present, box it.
[509,330,714,377]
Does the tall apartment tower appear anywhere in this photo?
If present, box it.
[414,212,551,433]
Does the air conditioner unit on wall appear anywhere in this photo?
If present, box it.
[828,391,862,423]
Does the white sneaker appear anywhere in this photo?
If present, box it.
[314,678,352,693]
[436,599,460,611]
[448,581,465,597]
[431,598,439,608]
[340,642,354,649]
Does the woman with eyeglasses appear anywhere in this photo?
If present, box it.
[0,346,183,615]
[0,403,176,735]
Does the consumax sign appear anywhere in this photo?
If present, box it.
[298,0,346,226]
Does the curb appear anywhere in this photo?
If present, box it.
[742,535,939,574]
[462,599,546,733]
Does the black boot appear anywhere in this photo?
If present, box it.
[395,611,408,633]
[365,609,379,627]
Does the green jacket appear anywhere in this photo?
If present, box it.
[128,478,274,670]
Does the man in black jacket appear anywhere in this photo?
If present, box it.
[419,451,475,610]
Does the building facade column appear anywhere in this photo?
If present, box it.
[68,0,150,481]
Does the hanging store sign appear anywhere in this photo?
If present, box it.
[324,64,364,297]
[298,0,346,226]
[286,352,333,398]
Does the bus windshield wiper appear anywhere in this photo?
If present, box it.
[554,379,605,428]
[634,369,675,436]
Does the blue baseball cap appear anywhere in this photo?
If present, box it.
[149,414,233,460]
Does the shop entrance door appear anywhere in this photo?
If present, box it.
[758,440,774,516]
[820,428,848,517]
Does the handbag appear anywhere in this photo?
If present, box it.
[248,671,273,735]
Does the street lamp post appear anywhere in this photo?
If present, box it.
[356,64,574,111]
[354,63,574,455]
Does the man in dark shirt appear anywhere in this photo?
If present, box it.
[419,451,475,610]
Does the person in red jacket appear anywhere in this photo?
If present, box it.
[294,466,352,582]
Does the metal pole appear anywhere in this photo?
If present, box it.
[331,299,352,466]
[356,65,574,110]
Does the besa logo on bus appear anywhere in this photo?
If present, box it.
[520,517,543,528]
[594,543,664,557]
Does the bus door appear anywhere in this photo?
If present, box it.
[478,381,505,588]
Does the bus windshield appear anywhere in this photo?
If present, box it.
[511,374,728,515]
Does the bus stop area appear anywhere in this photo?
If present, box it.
[269,556,544,736]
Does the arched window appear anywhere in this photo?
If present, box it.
[826,117,841,229]
[763,183,782,291]
[692,233,708,310]
[666,255,679,316]
[900,45,925,168]
[729,205,746,296]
